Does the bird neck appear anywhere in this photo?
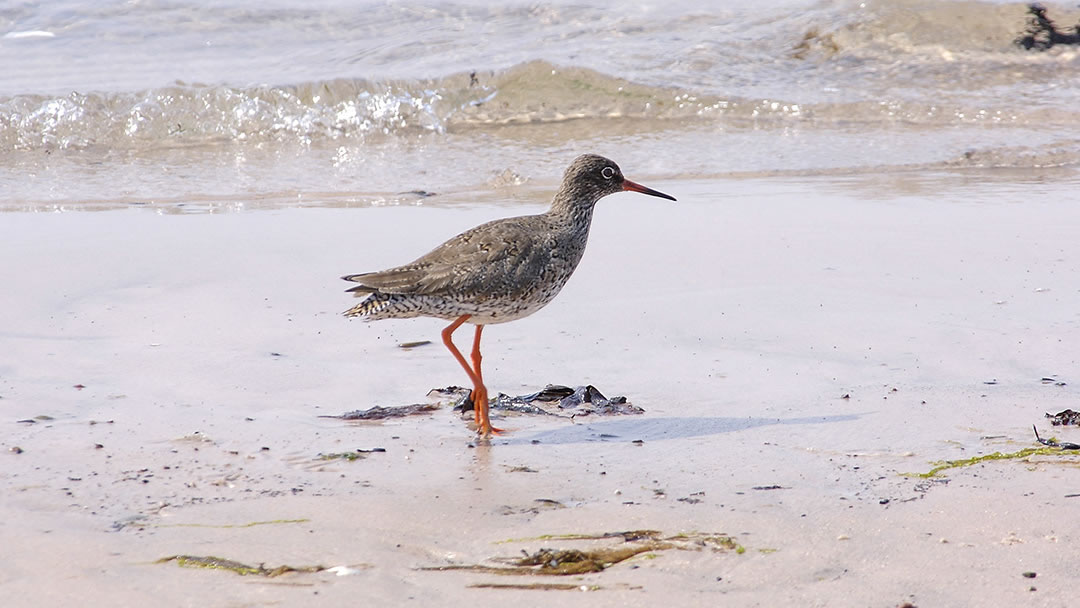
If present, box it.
[548,190,598,232]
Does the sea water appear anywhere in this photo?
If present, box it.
[2,0,1079,209]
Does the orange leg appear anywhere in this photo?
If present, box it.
[469,324,501,434]
[470,324,484,426]
[441,315,502,435]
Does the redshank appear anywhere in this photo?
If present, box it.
[342,154,675,435]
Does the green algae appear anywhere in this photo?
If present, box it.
[318,447,386,460]
[667,532,746,553]
[907,446,1072,478]
[156,555,324,577]
[319,451,366,461]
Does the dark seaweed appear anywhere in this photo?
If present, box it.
[1045,409,1080,426]
[322,403,440,420]
[486,384,643,416]
[1015,4,1080,50]
[1033,425,1080,450]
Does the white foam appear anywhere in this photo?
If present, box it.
[3,30,55,39]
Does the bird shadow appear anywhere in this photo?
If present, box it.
[503,413,864,446]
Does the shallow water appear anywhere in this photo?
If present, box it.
[3,173,1077,449]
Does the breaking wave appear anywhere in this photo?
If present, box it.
[4,54,1080,153]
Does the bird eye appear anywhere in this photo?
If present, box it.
[601,166,615,179]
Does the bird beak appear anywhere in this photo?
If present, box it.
[623,179,676,201]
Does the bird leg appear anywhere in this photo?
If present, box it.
[470,324,485,426]
[468,324,501,434]
[441,315,502,435]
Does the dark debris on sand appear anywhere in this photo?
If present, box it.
[454,384,644,417]
[1033,425,1080,450]
[1045,409,1080,427]
[321,403,441,420]
[323,384,642,421]
[1015,3,1080,50]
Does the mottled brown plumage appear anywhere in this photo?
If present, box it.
[342,154,675,435]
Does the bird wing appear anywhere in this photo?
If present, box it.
[342,216,552,297]
[342,266,433,293]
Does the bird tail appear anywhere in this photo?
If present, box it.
[344,293,382,318]
[342,272,381,317]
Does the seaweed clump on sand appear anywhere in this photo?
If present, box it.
[1015,3,1080,50]
[421,530,743,577]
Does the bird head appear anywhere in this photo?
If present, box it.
[560,154,676,204]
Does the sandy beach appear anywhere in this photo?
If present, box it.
[6,2,1080,603]
[3,170,1079,606]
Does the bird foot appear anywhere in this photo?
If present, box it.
[476,423,505,436]
[469,386,504,435]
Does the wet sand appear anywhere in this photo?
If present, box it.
[3,172,1080,606]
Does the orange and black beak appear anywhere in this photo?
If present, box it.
[623,178,676,201]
